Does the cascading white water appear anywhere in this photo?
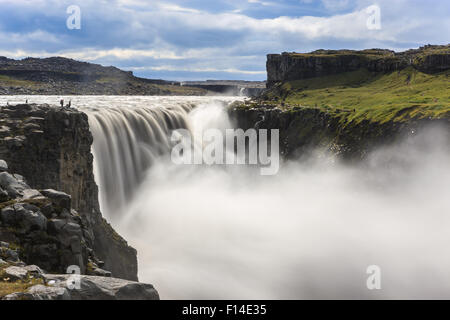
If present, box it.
[30,95,449,300]
[81,97,240,219]
[84,103,192,218]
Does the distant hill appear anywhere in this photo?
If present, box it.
[181,80,266,96]
[0,56,207,95]
[266,44,450,87]
[258,44,450,123]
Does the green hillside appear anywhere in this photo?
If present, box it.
[260,67,450,125]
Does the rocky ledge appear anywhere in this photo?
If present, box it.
[0,159,158,300]
[229,104,450,160]
[0,103,137,281]
[267,44,449,87]
[0,160,108,276]
[1,255,158,300]
[0,103,157,299]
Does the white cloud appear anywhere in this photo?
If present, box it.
[0,0,448,80]
[321,0,351,10]
[0,48,180,60]
[247,0,275,6]
[158,3,201,13]
[147,5,395,42]
[0,29,61,45]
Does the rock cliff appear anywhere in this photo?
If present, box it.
[1,241,158,300]
[266,45,450,87]
[0,163,111,277]
[232,44,450,160]
[0,104,138,281]
[229,104,450,160]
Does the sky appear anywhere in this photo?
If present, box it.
[0,0,448,81]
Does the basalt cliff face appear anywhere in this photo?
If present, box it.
[232,45,450,159]
[0,104,138,281]
[0,56,205,96]
[229,105,450,160]
[266,45,450,87]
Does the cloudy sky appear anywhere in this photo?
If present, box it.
[0,0,448,81]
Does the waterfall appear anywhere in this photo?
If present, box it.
[82,97,240,220]
[80,96,450,299]
[83,102,193,219]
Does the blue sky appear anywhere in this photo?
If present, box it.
[0,0,448,81]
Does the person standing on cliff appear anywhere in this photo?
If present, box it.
[60,99,64,107]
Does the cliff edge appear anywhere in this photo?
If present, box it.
[231,44,450,159]
[267,44,449,87]
[0,103,138,281]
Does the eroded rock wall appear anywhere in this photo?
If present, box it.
[229,105,450,161]
[266,45,450,87]
[0,104,138,281]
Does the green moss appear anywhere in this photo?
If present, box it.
[262,67,450,126]
[86,261,95,274]
[101,218,128,246]
[0,75,37,87]
[0,198,52,211]
[283,46,449,61]
[0,200,17,211]
[0,265,45,299]
[7,242,21,251]
[21,198,52,208]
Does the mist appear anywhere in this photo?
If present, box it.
[94,100,450,300]
[57,96,449,300]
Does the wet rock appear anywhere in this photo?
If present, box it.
[0,160,8,172]
[13,174,25,182]
[21,203,40,213]
[3,285,70,300]
[23,123,41,131]
[0,187,10,202]
[23,265,44,278]
[4,136,25,148]
[42,274,159,300]
[91,268,112,278]
[0,126,10,138]
[3,273,159,300]
[1,204,47,232]
[29,284,70,300]
[27,244,58,271]
[22,189,42,199]
[4,266,28,280]
[0,103,138,281]
[0,172,27,197]
[46,219,66,235]
[5,249,19,262]
[0,229,17,243]
[63,223,82,238]
[47,219,82,240]
[59,209,72,219]
[25,207,47,231]
[0,206,18,225]
[39,202,54,219]
[40,189,71,211]
[69,236,82,254]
